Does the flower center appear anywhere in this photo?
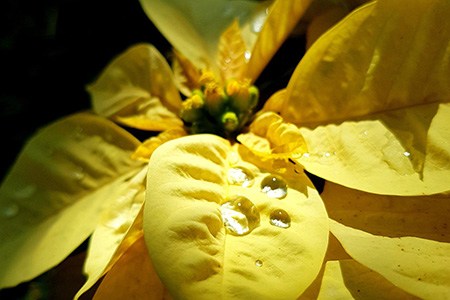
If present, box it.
[180,71,259,137]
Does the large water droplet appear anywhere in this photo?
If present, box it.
[220,196,260,236]
[2,203,19,218]
[14,185,37,199]
[261,175,287,199]
[270,209,291,228]
[228,167,254,187]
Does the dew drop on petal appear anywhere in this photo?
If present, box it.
[220,196,260,236]
[228,167,254,187]
[14,184,37,199]
[2,203,19,218]
[403,151,411,157]
[261,175,287,199]
[269,209,291,228]
[244,50,251,61]
[255,259,263,267]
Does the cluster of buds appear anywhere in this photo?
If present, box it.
[180,71,259,137]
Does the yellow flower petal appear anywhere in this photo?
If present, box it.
[330,220,450,299]
[132,127,187,162]
[238,112,308,160]
[75,167,147,299]
[88,44,183,131]
[144,134,328,299]
[92,236,168,300]
[0,112,144,288]
[296,103,450,195]
[244,0,313,82]
[139,0,270,74]
[283,0,450,124]
[322,181,450,242]
[317,260,418,299]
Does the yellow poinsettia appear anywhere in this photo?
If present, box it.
[0,0,313,298]
[94,0,450,299]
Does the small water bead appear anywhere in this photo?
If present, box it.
[403,151,411,157]
[228,167,255,187]
[255,259,263,267]
[260,175,287,199]
[269,209,291,229]
[2,203,19,218]
[220,196,260,236]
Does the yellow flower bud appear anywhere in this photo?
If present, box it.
[180,93,205,123]
[204,82,226,115]
[199,70,217,86]
[221,111,239,132]
[226,79,258,113]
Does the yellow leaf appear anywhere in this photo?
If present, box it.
[237,112,308,160]
[87,44,183,131]
[139,0,270,74]
[296,103,450,195]
[244,0,312,82]
[93,236,169,300]
[144,134,329,299]
[282,0,450,124]
[330,220,450,299]
[75,167,147,299]
[132,128,187,162]
[217,19,248,82]
[0,112,144,288]
[171,49,203,97]
[322,181,450,242]
[317,260,418,299]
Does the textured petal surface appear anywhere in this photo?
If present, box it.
[317,260,418,299]
[283,0,450,124]
[238,112,308,160]
[296,103,450,195]
[144,134,329,299]
[330,220,450,299]
[322,181,450,242]
[88,44,183,131]
[139,0,270,74]
[0,112,144,288]
[93,236,168,300]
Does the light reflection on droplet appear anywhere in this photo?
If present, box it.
[220,196,260,236]
[270,209,291,229]
[260,175,287,199]
[73,167,85,181]
[244,50,251,61]
[228,167,254,187]
[2,203,19,218]
[104,212,129,232]
[403,151,411,157]
[255,259,263,267]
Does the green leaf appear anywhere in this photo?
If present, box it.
[144,134,329,299]
[0,112,144,288]
[87,44,183,131]
[330,220,450,299]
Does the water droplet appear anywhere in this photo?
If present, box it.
[403,151,411,157]
[255,259,263,267]
[73,167,85,181]
[2,203,19,218]
[13,185,37,199]
[220,196,260,236]
[251,11,266,33]
[260,175,287,199]
[270,209,291,228]
[302,152,310,158]
[228,167,254,187]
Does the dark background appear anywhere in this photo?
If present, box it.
[0,0,306,298]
